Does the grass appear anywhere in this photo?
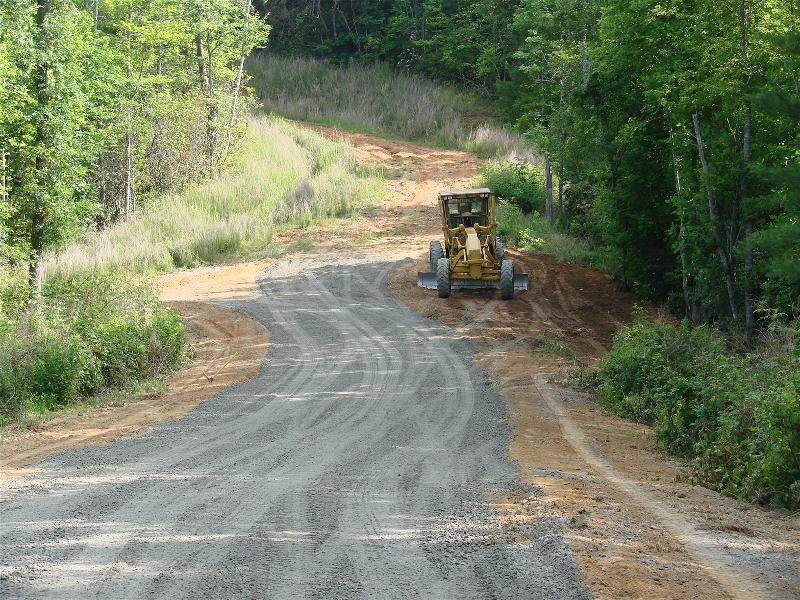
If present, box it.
[0,272,184,424]
[496,201,614,273]
[46,116,383,278]
[248,54,533,159]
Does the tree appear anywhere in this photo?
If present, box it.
[0,0,269,292]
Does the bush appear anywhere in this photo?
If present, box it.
[594,315,800,509]
[482,160,544,214]
[0,272,184,421]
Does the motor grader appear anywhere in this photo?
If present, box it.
[417,188,528,299]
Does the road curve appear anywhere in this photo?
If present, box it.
[0,259,587,599]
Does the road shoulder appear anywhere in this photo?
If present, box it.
[389,255,800,600]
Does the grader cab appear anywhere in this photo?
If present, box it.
[417,188,528,299]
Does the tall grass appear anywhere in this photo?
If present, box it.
[47,117,383,278]
[248,54,533,159]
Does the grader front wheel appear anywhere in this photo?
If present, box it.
[436,258,451,298]
[430,240,444,272]
[496,237,505,262]
[500,260,515,300]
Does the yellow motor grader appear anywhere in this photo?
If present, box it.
[417,188,528,299]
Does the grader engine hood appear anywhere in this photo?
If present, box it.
[465,228,482,260]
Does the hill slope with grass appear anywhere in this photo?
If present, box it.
[48,117,382,278]
[248,55,533,159]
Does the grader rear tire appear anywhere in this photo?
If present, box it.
[430,240,444,272]
[500,260,514,300]
[436,258,451,298]
[495,238,505,262]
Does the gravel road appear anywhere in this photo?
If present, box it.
[0,259,588,599]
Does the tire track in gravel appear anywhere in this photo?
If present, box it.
[0,258,588,600]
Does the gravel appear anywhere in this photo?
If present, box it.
[0,258,589,599]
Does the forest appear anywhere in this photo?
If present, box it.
[1,1,798,508]
[0,0,269,423]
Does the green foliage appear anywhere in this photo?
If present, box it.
[265,0,520,90]
[0,0,270,286]
[482,161,544,214]
[0,271,184,421]
[595,316,800,509]
[496,202,612,271]
[46,117,383,277]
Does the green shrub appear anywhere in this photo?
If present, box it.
[0,268,30,319]
[594,315,800,509]
[0,272,184,420]
[20,324,96,411]
[482,160,544,214]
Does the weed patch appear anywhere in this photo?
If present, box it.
[592,315,800,510]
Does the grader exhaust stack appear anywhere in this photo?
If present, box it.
[417,189,528,299]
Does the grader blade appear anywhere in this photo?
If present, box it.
[416,272,529,291]
[417,271,438,290]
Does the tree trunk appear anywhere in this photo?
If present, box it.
[124,129,133,216]
[740,0,754,334]
[29,0,50,298]
[580,34,590,89]
[742,107,753,332]
[544,153,554,226]
[1,148,7,205]
[558,77,566,218]
[125,24,134,217]
[669,116,692,318]
[692,113,739,322]
[205,32,216,172]
[195,35,209,92]
[226,0,253,156]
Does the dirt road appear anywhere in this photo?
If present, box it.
[1,125,797,599]
[0,258,587,598]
